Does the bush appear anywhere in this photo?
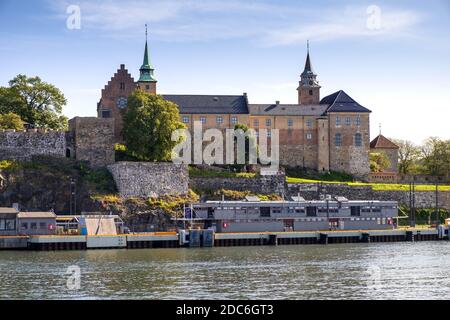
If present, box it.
[398,206,450,226]
[189,166,256,178]
[0,160,22,171]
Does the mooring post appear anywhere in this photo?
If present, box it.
[319,233,328,245]
[361,233,371,243]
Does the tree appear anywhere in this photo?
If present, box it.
[392,139,421,175]
[370,152,390,173]
[0,75,68,130]
[0,112,24,130]
[232,123,258,171]
[121,90,186,161]
[421,137,450,178]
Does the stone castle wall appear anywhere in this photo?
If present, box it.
[68,117,115,167]
[108,162,189,198]
[0,129,66,161]
[190,174,286,195]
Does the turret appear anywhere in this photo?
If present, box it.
[297,41,321,105]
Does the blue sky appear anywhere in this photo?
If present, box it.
[0,0,449,143]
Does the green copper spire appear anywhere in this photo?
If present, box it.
[139,24,157,82]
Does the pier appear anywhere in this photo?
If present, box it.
[0,227,448,251]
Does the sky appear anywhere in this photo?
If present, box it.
[0,0,449,144]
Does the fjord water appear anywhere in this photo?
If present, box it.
[1,242,449,300]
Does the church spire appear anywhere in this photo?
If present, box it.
[297,41,321,105]
[302,40,315,76]
[139,24,157,83]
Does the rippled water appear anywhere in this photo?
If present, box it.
[1,242,449,300]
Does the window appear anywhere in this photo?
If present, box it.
[355,133,362,147]
[351,206,361,217]
[306,133,312,140]
[30,223,37,230]
[200,117,206,124]
[265,119,271,127]
[145,85,150,90]
[101,110,111,118]
[287,119,294,127]
[39,222,47,230]
[267,130,272,138]
[335,133,342,146]
[260,207,271,217]
[345,117,351,126]
[253,119,259,127]
[306,119,312,128]
[182,116,190,124]
[120,82,125,90]
[231,117,238,125]
[309,90,313,96]
[306,207,317,217]
[216,116,223,124]
[21,222,28,230]
[5,219,15,231]
[356,115,361,126]
[335,116,341,127]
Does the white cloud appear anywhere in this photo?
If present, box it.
[47,1,422,44]
[262,6,422,46]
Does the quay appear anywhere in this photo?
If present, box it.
[0,228,448,251]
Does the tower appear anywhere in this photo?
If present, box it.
[297,41,321,105]
[137,25,157,94]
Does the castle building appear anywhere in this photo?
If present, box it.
[97,38,372,178]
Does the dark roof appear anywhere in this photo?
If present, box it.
[370,134,399,149]
[248,104,328,116]
[301,51,315,76]
[162,94,248,114]
[320,90,371,113]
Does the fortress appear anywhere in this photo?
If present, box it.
[96,39,372,177]
[0,38,399,180]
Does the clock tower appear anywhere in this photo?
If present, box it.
[137,25,157,94]
[297,41,321,105]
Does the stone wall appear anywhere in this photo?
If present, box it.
[288,183,450,209]
[190,174,286,195]
[68,117,115,167]
[0,129,66,161]
[108,162,189,198]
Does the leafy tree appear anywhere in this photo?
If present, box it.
[0,75,68,130]
[369,152,390,173]
[393,139,421,175]
[421,137,450,178]
[121,90,185,161]
[0,112,24,130]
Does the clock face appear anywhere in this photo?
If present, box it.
[117,97,128,109]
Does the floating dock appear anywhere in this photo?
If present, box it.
[0,227,448,251]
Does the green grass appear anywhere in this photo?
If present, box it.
[189,166,256,178]
[286,176,450,191]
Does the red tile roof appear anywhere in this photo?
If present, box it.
[370,134,399,149]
